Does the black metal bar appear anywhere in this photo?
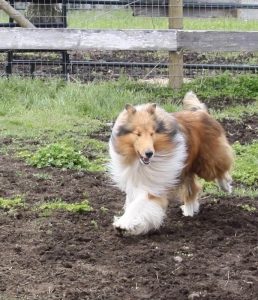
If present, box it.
[61,51,70,79]
[5,59,258,71]
[63,0,68,28]
[30,62,36,78]
[6,51,13,75]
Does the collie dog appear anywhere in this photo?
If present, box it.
[109,92,233,235]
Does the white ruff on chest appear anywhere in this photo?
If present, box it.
[109,132,186,197]
[108,133,187,235]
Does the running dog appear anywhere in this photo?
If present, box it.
[108,92,233,235]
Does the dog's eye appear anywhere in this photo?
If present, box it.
[150,132,154,136]
[136,132,141,137]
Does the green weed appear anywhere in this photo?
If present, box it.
[0,197,24,210]
[100,206,109,213]
[90,220,98,229]
[238,204,256,213]
[32,173,53,180]
[233,142,258,186]
[39,199,93,214]
[27,143,92,170]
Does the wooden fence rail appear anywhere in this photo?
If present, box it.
[1,28,258,52]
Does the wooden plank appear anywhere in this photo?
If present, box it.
[178,30,258,52]
[0,28,177,51]
[1,29,258,53]
[168,0,183,90]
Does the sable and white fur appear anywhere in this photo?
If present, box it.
[109,92,234,235]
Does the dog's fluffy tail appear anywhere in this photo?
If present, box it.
[183,91,208,112]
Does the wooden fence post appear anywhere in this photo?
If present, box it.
[0,0,35,28]
[168,0,183,89]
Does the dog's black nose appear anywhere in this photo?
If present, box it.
[145,151,153,158]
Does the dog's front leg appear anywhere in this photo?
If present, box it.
[113,192,167,235]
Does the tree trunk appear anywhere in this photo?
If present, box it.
[0,0,35,28]
[25,0,63,26]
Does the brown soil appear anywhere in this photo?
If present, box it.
[205,97,256,111]
[0,135,258,299]
[221,114,258,145]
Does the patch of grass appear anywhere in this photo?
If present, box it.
[201,141,258,196]
[0,78,102,139]
[90,220,98,229]
[214,102,258,121]
[39,199,93,214]
[67,9,258,31]
[100,206,109,213]
[238,204,256,213]
[123,73,258,106]
[202,181,258,199]
[32,173,53,180]
[1,74,257,133]
[120,74,258,121]
[233,142,258,187]
[0,197,24,210]
[26,143,93,170]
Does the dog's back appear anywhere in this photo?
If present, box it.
[174,92,233,189]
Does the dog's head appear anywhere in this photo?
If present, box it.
[112,103,178,165]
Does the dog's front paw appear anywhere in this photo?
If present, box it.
[181,200,199,217]
[113,215,147,235]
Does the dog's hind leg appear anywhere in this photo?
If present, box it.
[216,172,232,194]
[179,175,201,217]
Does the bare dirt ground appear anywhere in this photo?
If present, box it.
[0,113,257,300]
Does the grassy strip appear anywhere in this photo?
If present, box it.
[0,75,257,196]
[1,75,258,128]
[233,142,258,186]
[67,9,258,31]
[19,142,106,172]
[38,199,93,214]
[0,197,24,210]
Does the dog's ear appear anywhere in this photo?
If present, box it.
[147,103,156,115]
[125,104,136,114]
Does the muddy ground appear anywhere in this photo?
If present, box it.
[0,111,257,300]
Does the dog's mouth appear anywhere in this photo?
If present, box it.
[138,153,151,165]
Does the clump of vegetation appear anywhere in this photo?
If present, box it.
[27,143,92,170]
[238,204,256,213]
[233,142,258,186]
[39,199,93,214]
[124,73,258,104]
[32,172,53,180]
[0,196,24,210]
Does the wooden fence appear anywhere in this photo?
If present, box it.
[1,1,258,88]
[1,28,258,87]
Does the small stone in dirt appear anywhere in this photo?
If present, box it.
[14,244,22,253]
[173,256,183,263]
[188,292,201,299]
[62,262,73,269]
[74,171,85,179]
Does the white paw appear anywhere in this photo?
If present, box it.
[181,201,199,217]
[113,215,148,235]
[217,176,233,194]
[113,195,166,235]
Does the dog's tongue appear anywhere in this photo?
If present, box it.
[142,157,150,165]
